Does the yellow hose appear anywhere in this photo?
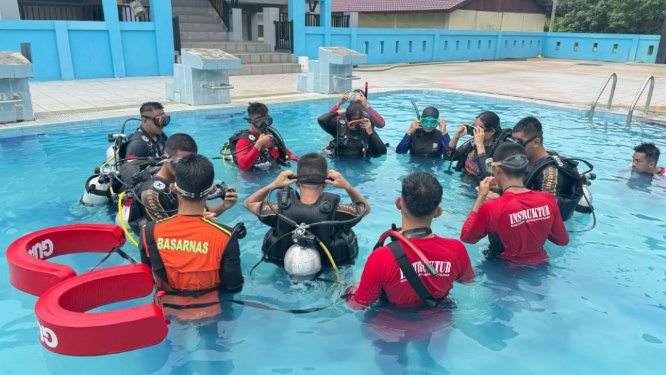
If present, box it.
[100,147,119,168]
[118,191,138,247]
[221,146,238,170]
[318,240,340,283]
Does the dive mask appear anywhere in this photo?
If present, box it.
[508,135,539,147]
[142,114,171,128]
[246,116,273,129]
[347,118,365,129]
[420,116,438,129]
[490,154,529,169]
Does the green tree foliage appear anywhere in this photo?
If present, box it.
[554,0,666,34]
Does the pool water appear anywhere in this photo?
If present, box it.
[1,91,665,375]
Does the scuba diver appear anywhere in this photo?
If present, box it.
[140,154,244,295]
[135,133,237,226]
[244,153,369,279]
[318,103,387,158]
[512,116,595,221]
[124,102,169,159]
[346,172,475,310]
[446,111,511,182]
[226,102,299,171]
[460,143,569,266]
[327,89,386,129]
[396,106,450,157]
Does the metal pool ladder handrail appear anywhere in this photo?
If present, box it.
[589,73,617,119]
[626,76,655,126]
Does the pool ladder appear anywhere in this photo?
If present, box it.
[589,73,655,125]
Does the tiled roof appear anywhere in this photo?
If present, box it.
[332,0,468,13]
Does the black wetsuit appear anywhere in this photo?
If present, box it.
[318,112,387,158]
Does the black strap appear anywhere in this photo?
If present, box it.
[89,246,137,272]
[387,241,439,308]
[145,221,169,285]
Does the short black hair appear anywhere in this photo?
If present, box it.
[297,152,328,180]
[174,154,214,202]
[513,116,543,140]
[247,102,268,118]
[493,142,528,178]
[346,103,365,121]
[634,142,661,164]
[401,172,443,218]
[165,133,198,155]
[140,102,164,115]
[477,111,500,131]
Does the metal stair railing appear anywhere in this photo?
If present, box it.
[626,76,655,125]
[589,73,617,119]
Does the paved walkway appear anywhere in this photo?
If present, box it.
[6,58,666,129]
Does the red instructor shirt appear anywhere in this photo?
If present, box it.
[460,190,569,265]
[347,236,475,310]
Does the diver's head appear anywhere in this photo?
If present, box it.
[296,153,328,192]
[140,102,168,136]
[246,102,272,133]
[172,154,215,207]
[475,111,500,144]
[420,107,439,133]
[632,142,661,174]
[345,103,366,131]
[396,172,443,225]
[163,133,198,179]
[512,116,545,162]
[491,142,529,190]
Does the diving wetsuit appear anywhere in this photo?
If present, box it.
[124,126,167,159]
[318,112,387,158]
[396,130,451,157]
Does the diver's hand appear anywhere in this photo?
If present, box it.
[326,170,351,189]
[221,187,237,210]
[358,119,373,135]
[453,124,467,140]
[270,170,296,188]
[203,211,218,221]
[476,186,499,201]
[337,108,347,117]
[337,92,349,107]
[473,126,486,154]
[359,95,369,109]
[477,177,495,200]
[255,133,273,149]
[439,118,447,133]
[407,120,422,135]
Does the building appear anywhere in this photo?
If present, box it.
[332,0,555,32]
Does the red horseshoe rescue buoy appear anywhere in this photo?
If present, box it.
[35,264,169,356]
[7,224,126,296]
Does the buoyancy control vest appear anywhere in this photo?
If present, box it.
[324,118,370,158]
[523,151,587,221]
[118,127,167,159]
[453,128,513,173]
[262,187,359,265]
[411,129,443,157]
[228,129,279,171]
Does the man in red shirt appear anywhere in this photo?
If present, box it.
[346,172,475,310]
[227,102,299,171]
[460,142,569,266]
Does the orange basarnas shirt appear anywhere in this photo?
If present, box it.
[143,214,232,291]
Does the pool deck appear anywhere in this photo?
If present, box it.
[4,57,666,129]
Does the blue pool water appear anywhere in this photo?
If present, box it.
[1,91,665,374]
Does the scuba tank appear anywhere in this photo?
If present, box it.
[81,173,112,206]
[283,227,322,280]
[115,198,132,230]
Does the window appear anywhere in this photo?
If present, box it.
[456,40,460,50]
[467,40,471,50]
[574,42,578,52]
[648,45,654,56]
[521,40,525,48]
[488,40,492,49]
[477,40,481,49]
[444,40,448,51]
[380,41,384,54]
[409,41,413,52]
[593,43,598,52]
[613,44,618,53]
[422,40,426,52]
[395,41,399,53]
[364,41,369,54]
[556,41,561,51]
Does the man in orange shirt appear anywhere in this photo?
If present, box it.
[140,154,244,295]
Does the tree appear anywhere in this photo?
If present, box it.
[554,0,666,35]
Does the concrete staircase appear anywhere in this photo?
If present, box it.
[172,0,300,76]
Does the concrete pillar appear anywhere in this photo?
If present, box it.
[288,0,305,56]
[230,8,243,41]
[102,0,126,78]
[349,12,358,28]
[250,11,260,41]
[263,7,279,51]
[150,0,175,76]
[322,0,331,46]
[0,0,20,20]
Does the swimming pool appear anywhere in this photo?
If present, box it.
[1,91,664,374]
